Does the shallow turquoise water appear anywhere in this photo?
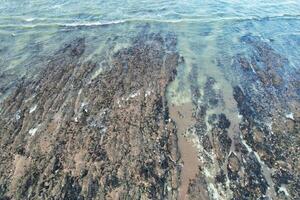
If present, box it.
[0,0,300,78]
[1,1,300,199]
[0,0,300,102]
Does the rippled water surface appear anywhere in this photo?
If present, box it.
[0,1,300,199]
[1,0,300,100]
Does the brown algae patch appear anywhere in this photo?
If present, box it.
[169,102,200,200]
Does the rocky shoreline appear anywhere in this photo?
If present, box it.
[0,29,299,200]
[0,29,182,199]
[180,34,299,200]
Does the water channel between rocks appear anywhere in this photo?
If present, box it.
[168,102,200,200]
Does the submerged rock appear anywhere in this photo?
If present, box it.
[180,34,300,200]
[231,35,300,199]
[0,26,299,200]
[0,30,181,199]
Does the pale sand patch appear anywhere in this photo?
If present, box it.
[169,102,201,200]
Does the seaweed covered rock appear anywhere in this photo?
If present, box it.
[231,34,300,199]
[0,30,181,199]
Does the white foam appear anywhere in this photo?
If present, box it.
[207,183,222,200]
[78,89,82,96]
[285,113,294,120]
[266,122,274,135]
[240,138,253,153]
[126,91,141,100]
[249,63,257,74]
[145,90,152,97]
[203,168,214,179]
[62,20,127,27]
[29,104,37,113]
[29,127,38,136]
[278,185,290,196]
[242,138,266,167]
[80,102,88,108]
[15,110,21,120]
[24,18,35,22]
[91,67,104,80]
[167,186,172,191]
[237,113,243,120]
[116,100,122,108]
[241,136,276,196]
[130,91,140,98]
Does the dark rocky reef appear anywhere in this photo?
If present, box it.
[0,30,181,199]
[231,34,300,200]
[182,34,299,200]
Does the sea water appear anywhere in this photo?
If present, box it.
[1,0,300,102]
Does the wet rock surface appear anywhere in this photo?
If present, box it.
[0,30,181,199]
[230,35,300,200]
[183,75,235,200]
[177,34,299,200]
[0,27,299,200]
